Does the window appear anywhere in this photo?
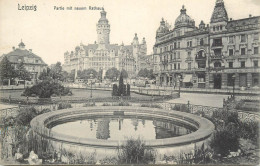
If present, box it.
[229,62,233,68]
[213,26,215,31]
[229,49,234,56]
[170,45,173,50]
[253,33,259,40]
[160,48,162,53]
[229,36,234,44]
[188,52,191,58]
[187,41,189,47]
[241,48,246,55]
[178,63,180,69]
[254,47,259,54]
[178,42,180,48]
[241,34,246,42]
[174,64,176,70]
[200,38,204,46]
[189,41,192,47]
[174,42,177,49]
[188,63,191,70]
[227,74,235,86]
[213,38,222,46]
[170,54,173,60]
[254,61,258,67]
[214,62,221,68]
[220,25,222,30]
[241,61,245,68]
[177,52,180,59]
[174,53,176,59]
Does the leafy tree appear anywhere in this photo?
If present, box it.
[0,56,17,85]
[68,69,76,82]
[121,69,128,79]
[50,62,63,82]
[77,68,97,80]
[106,67,120,81]
[138,68,155,79]
[112,84,118,96]
[17,62,31,88]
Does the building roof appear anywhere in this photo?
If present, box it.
[174,5,195,29]
[210,0,228,23]
[1,48,47,65]
[226,16,260,32]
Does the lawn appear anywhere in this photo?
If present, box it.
[0,88,153,101]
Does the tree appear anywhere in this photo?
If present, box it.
[105,67,120,81]
[117,71,126,96]
[38,67,53,82]
[0,56,17,85]
[138,68,155,79]
[121,69,128,79]
[17,62,31,88]
[77,68,97,80]
[50,62,63,82]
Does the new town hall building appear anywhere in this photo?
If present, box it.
[153,0,260,90]
[63,10,147,78]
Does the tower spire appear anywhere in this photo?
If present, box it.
[210,0,228,23]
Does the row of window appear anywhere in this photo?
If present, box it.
[228,33,259,44]
[228,47,259,56]
[158,38,205,54]
[228,60,258,68]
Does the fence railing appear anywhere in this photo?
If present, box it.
[1,99,259,124]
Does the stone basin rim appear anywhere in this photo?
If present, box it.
[30,106,215,148]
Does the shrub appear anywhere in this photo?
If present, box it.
[140,104,162,109]
[15,107,38,126]
[40,108,52,114]
[118,101,131,106]
[127,84,131,96]
[239,121,259,144]
[102,103,111,106]
[112,84,118,96]
[83,102,96,107]
[23,81,72,98]
[172,104,190,113]
[58,102,72,110]
[117,137,156,164]
[209,126,239,157]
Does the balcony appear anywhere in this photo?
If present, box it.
[195,55,206,61]
[211,54,223,60]
[211,42,223,48]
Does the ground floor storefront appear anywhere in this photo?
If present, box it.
[155,72,260,90]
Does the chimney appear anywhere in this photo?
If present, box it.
[29,49,32,53]
[12,46,15,50]
[249,14,252,18]
[230,18,233,21]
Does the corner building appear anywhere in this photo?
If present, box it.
[153,0,260,90]
[63,10,147,78]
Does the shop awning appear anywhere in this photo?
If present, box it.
[183,75,192,83]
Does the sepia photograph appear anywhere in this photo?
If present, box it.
[0,0,259,165]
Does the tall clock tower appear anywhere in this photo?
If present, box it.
[97,10,110,44]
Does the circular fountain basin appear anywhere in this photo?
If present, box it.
[30,106,214,159]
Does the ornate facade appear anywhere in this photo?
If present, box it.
[63,10,147,78]
[153,0,260,89]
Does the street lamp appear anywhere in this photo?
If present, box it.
[178,75,182,97]
[232,74,236,98]
[90,72,93,99]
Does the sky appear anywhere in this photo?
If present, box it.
[0,0,259,65]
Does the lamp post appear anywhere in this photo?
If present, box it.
[178,75,182,97]
[90,72,93,99]
[232,74,236,98]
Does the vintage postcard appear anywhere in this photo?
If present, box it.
[0,0,259,165]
